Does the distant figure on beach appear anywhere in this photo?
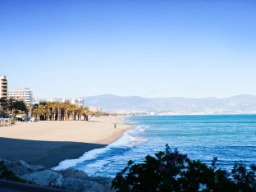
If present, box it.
[114,124,116,128]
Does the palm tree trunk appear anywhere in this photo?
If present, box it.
[65,110,68,121]
[58,107,60,121]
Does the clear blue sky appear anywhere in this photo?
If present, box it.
[1,0,256,99]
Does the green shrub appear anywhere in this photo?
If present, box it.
[112,145,256,191]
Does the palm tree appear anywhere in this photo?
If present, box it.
[43,104,51,121]
[49,102,58,121]
[46,102,54,121]
[76,106,84,121]
[82,106,90,121]
[62,102,70,121]
[32,100,95,121]
[68,104,77,121]
[32,107,38,119]
[62,102,71,120]
[56,102,61,121]
[33,104,45,120]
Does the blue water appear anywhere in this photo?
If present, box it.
[54,115,256,177]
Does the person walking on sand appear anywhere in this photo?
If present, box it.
[114,124,116,128]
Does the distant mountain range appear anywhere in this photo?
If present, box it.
[81,94,256,114]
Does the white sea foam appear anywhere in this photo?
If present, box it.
[129,135,148,145]
[53,147,111,170]
[139,128,145,132]
[53,125,148,170]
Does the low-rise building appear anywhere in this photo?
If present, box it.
[62,98,70,102]
[0,75,7,100]
[48,98,57,102]
[7,88,33,105]
[71,98,84,107]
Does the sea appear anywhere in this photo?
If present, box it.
[54,114,256,177]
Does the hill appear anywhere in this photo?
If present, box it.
[82,94,256,114]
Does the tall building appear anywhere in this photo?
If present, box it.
[71,98,84,107]
[7,88,33,105]
[0,75,7,100]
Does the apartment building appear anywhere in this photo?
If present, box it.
[0,75,7,100]
[71,98,84,107]
[7,88,33,105]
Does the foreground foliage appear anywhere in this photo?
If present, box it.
[112,145,256,191]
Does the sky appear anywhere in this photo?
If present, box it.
[1,0,256,99]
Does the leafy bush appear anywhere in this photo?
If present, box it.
[112,145,256,191]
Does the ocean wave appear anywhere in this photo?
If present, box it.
[53,125,148,171]
[129,135,148,145]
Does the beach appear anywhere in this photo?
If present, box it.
[0,116,134,168]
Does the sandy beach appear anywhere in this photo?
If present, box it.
[0,116,134,168]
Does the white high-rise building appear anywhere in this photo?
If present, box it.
[71,98,84,107]
[7,88,33,105]
[0,75,7,100]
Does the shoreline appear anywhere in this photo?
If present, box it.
[0,116,134,168]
